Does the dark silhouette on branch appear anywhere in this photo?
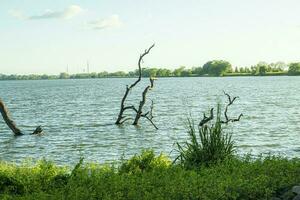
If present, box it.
[198,92,243,127]
[0,98,43,136]
[199,108,214,127]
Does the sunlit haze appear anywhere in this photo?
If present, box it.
[1,0,300,74]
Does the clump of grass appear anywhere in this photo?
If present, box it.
[175,105,235,168]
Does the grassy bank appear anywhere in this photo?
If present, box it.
[1,152,300,200]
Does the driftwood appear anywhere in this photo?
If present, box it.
[115,44,158,129]
[198,92,243,127]
[0,98,43,136]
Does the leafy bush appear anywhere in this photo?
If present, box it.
[0,173,24,195]
[288,62,300,75]
[175,106,235,169]
[119,150,171,174]
[0,155,300,199]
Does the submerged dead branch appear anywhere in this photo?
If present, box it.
[0,98,43,136]
[141,100,158,130]
[133,77,157,129]
[220,91,243,124]
[198,92,243,127]
[0,98,22,135]
[115,44,155,125]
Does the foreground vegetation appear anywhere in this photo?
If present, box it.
[1,60,300,81]
[0,152,299,200]
[1,85,299,199]
[1,102,299,200]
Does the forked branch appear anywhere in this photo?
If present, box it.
[133,77,157,129]
[220,91,243,124]
[115,44,155,125]
[140,100,158,130]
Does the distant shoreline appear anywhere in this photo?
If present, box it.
[1,72,299,81]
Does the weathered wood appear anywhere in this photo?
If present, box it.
[0,98,43,135]
[0,98,23,136]
[115,44,155,125]
[140,100,158,129]
[133,77,155,126]
[220,91,243,124]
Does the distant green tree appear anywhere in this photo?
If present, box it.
[98,71,109,78]
[127,71,136,77]
[59,72,70,79]
[192,67,203,76]
[255,62,268,75]
[110,71,127,77]
[234,67,239,73]
[90,72,97,78]
[173,66,186,77]
[157,68,171,77]
[288,62,300,75]
[140,68,157,77]
[258,66,267,75]
[41,74,49,80]
[202,60,232,76]
[273,61,287,71]
[244,67,250,73]
[148,68,158,77]
[181,68,192,77]
[239,67,245,73]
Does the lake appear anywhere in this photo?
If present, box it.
[0,77,299,165]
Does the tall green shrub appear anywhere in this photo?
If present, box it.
[175,105,235,169]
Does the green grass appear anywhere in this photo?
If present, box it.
[175,107,235,169]
[0,152,300,200]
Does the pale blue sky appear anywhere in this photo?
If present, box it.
[1,0,300,74]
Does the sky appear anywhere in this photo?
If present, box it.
[1,0,300,74]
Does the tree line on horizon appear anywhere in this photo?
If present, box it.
[1,60,300,80]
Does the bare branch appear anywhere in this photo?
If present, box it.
[130,43,155,89]
[220,91,243,124]
[141,100,158,129]
[115,44,155,125]
[124,105,138,113]
[133,77,155,125]
[0,98,42,136]
[0,98,23,135]
[119,117,134,124]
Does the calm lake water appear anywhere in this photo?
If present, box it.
[0,77,299,164]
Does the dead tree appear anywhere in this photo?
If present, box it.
[0,98,43,136]
[132,77,157,129]
[115,44,158,129]
[140,100,158,129]
[198,92,243,127]
[220,91,243,124]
